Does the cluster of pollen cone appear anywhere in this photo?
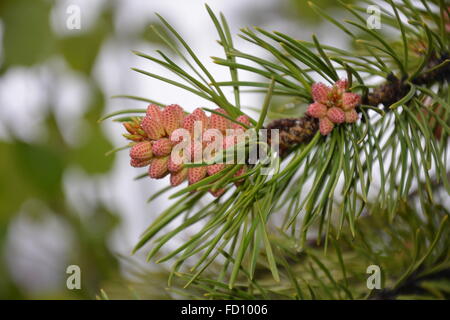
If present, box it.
[123,104,251,197]
[307,79,361,135]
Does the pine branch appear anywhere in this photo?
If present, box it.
[367,52,450,107]
[102,0,450,298]
[266,115,319,157]
[267,52,450,156]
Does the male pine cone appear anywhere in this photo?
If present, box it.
[267,52,450,157]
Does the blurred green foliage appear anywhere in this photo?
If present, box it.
[0,0,119,299]
[59,8,113,74]
[0,0,55,69]
[288,0,345,22]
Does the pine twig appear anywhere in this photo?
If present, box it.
[267,52,450,156]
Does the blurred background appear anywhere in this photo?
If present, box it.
[0,0,356,299]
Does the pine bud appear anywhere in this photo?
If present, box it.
[188,166,207,184]
[192,108,209,129]
[168,154,184,173]
[170,168,188,186]
[342,92,361,110]
[130,158,151,168]
[335,79,348,91]
[152,138,172,157]
[307,102,328,118]
[232,115,251,130]
[319,117,334,136]
[123,118,145,138]
[141,116,165,140]
[123,134,144,142]
[162,104,185,135]
[209,108,231,132]
[130,141,153,160]
[182,114,198,133]
[308,79,360,135]
[345,109,359,123]
[123,122,136,134]
[311,82,331,104]
[146,104,163,122]
[124,105,256,191]
[327,107,345,124]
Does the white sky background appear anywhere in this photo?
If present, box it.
[0,0,355,295]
